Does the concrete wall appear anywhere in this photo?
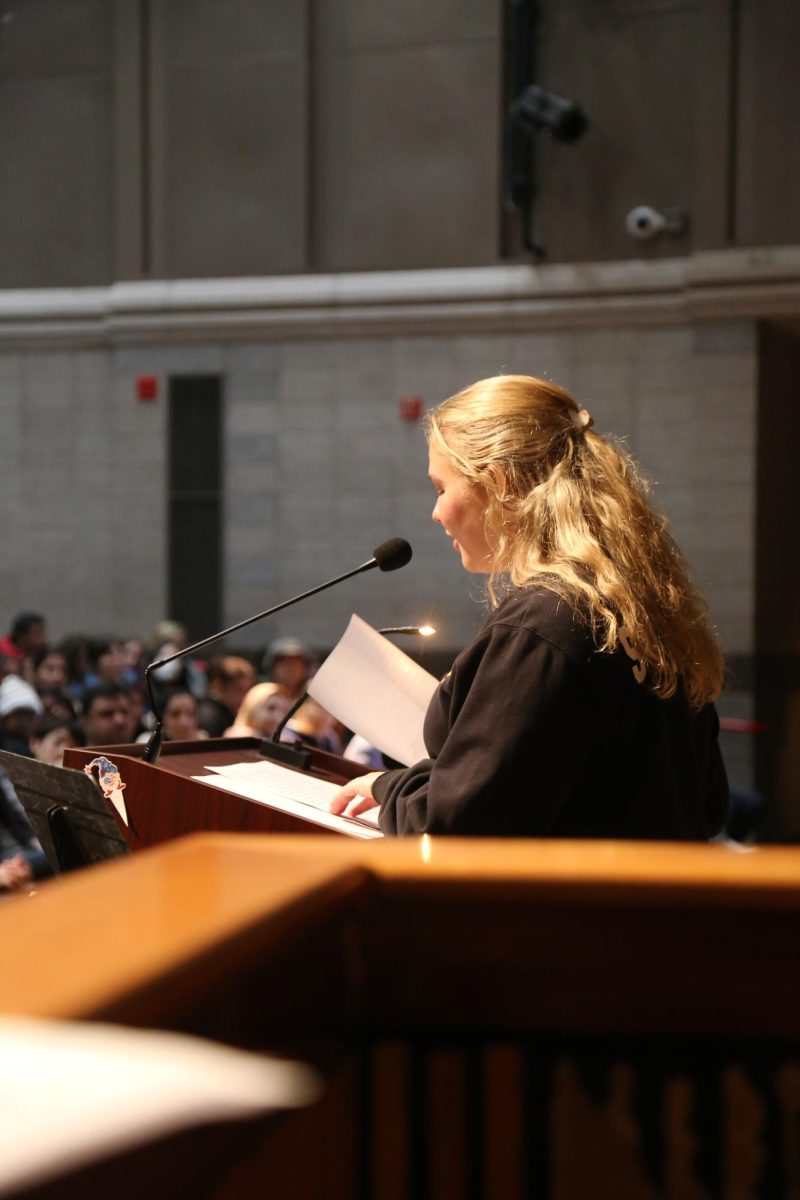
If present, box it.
[2,1,799,285]
[0,313,756,662]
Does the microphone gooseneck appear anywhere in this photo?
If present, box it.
[142,537,413,765]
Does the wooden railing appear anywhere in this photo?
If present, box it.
[3,835,800,1198]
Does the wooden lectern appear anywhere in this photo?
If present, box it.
[62,738,366,851]
[5,835,800,1197]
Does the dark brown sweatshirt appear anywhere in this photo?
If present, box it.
[372,588,728,839]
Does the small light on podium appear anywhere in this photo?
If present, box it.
[379,625,436,638]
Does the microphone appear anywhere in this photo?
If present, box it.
[142,538,413,764]
[372,538,412,572]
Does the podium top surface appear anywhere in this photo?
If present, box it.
[3,833,800,1037]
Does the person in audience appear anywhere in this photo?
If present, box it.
[0,612,47,670]
[0,676,43,757]
[265,638,311,701]
[146,640,206,721]
[344,733,385,770]
[58,634,92,704]
[28,647,68,691]
[196,656,255,738]
[0,653,20,683]
[0,853,32,891]
[118,685,146,743]
[145,688,206,743]
[80,683,131,747]
[82,637,128,690]
[145,619,187,661]
[224,682,292,740]
[36,686,79,723]
[331,373,728,839]
[163,688,205,741]
[121,636,145,678]
[144,621,206,701]
[288,698,343,755]
[30,714,85,765]
[28,645,79,725]
[0,765,52,886]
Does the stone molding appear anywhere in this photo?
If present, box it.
[2,246,800,347]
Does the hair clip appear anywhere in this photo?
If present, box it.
[570,408,593,431]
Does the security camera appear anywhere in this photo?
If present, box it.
[510,85,589,143]
[626,206,667,240]
[625,205,688,241]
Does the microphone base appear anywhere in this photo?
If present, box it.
[142,724,164,765]
[258,739,313,772]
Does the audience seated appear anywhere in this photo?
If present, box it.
[288,698,343,755]
[138,688,207,744]
[344,733,385,770]
[0,765,52,887]
[265,638,311,701]
[196,657,255,738]
[82,637,129,692]
[81,684,132,747]
[0,677,43,757]
[27,647,68,691]
[224,682,292,739]
[35,686,79,723]
[0,653,19,683]
[146,640,207,717]
[0,853,32,891]
[144,621,206,701]
[0,611,48,668]
[30,714,85,765]
[58,634,92,704]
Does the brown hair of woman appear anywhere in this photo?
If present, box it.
[426,374,723,710]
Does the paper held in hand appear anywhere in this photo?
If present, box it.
[308,614,439,766]
[192,616,439,840]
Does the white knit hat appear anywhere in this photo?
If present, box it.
[0,676,44,720]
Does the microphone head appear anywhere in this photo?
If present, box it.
[373,537,413,572]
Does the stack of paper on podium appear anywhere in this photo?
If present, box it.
[194,616,439,838]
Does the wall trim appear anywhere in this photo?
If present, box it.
[2,247,800,347]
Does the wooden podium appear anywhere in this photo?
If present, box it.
[6,834,800,1198]
[62,738,366,851]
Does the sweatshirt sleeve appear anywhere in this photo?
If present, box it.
[372,622,596,837]
[704,708,729,836]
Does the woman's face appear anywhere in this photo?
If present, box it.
[163,694,199,741]
[97,642,126,682]
[33,726,78,766]
[428,444,494,573]
[34,653,67,689]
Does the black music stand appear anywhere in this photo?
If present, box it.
[0,750,130,874]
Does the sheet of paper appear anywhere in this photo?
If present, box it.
[307,614,439,766]
[0,1016,318,1195]
[194,760,383,839]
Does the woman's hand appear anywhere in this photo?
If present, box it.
[329,772,383,817]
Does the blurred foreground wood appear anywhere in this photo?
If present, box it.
[3,835,800,1198]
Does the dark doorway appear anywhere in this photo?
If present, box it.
[167,375,222,642]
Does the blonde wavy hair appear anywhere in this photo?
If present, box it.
[426,374,723,708]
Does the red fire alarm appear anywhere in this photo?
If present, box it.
[399,394,424,422]
[136,374,159,402]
